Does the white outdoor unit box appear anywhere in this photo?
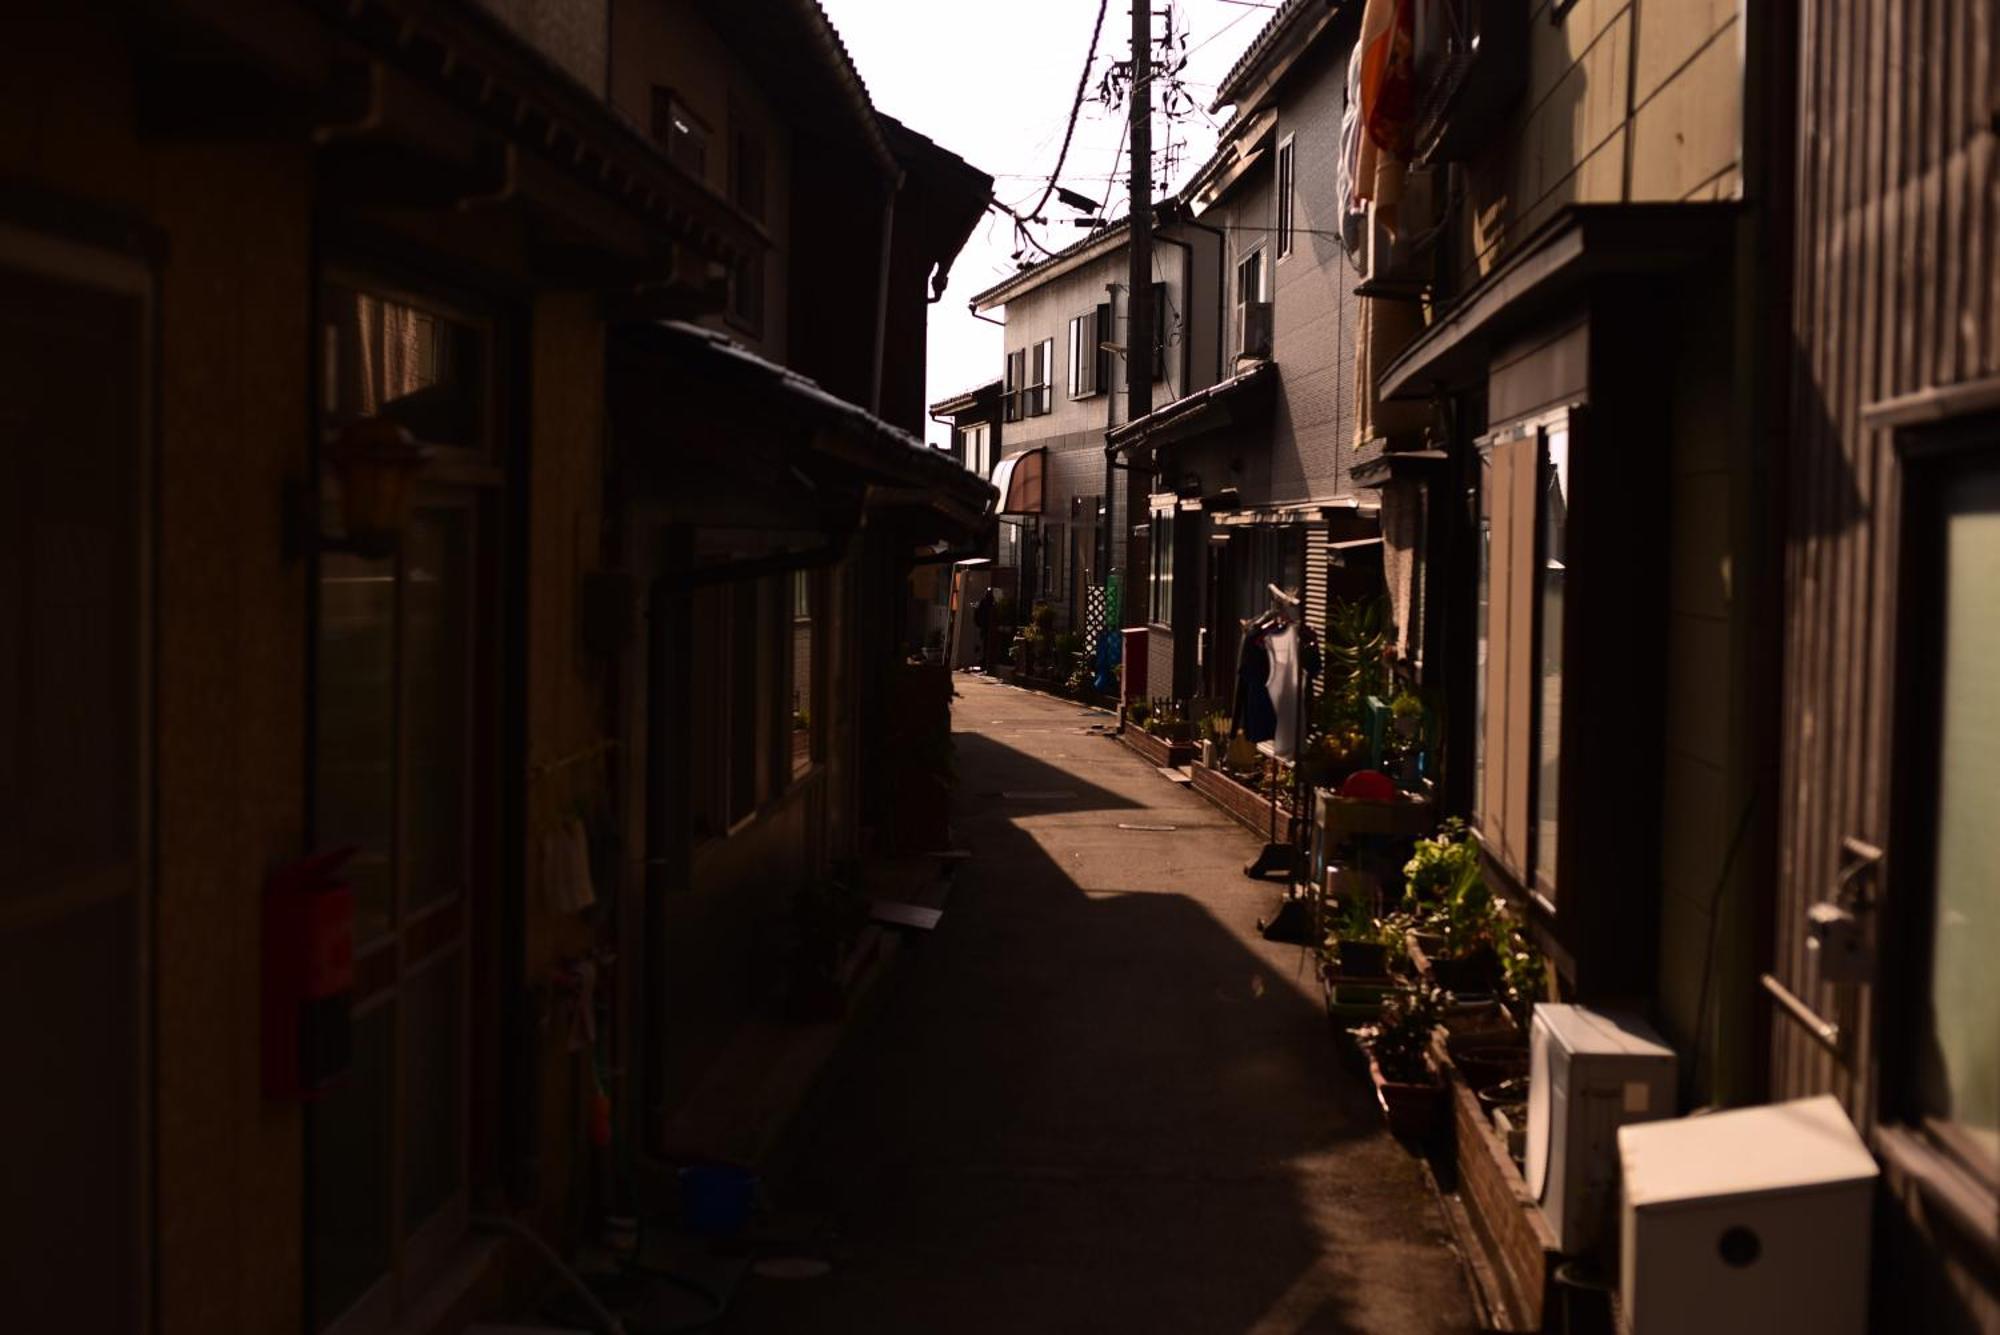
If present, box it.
[1525,1004,1676,1257]
[1618,1095,1877,1335]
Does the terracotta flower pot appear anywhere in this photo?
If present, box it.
[1368,1051,1445,1144]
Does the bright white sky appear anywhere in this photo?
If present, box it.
[817,0,1274,447]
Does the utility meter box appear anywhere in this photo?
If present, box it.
[1526,1004,1677,1257]
[1618,1095,1877,1335]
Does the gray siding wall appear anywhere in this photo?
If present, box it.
[1200,34,1365,510]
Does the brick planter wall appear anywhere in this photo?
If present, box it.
[1121,727,1196,769]
[1190,761,1292,835]
[1434,1038,1558,1333]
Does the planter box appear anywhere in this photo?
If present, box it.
[1121,726,1197,769]
[1190,761,1292,835]
[1316,789,1437,839]
[1432,1035,1560,1332]
[1368,1051,1446,1145]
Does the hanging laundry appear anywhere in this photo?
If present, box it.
[1234,623,1278,743]
[1337,41,1368,264]
[1267,622,1301,760]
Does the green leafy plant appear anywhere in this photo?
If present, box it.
[1403,818,1479,905]
[1318,597,1390,735]
[1201,713,1232,744]
[1390,690,1424,722]
[1126,699,1152,727]
[1362,981,1450,1084]
[1493,913,1546,1022]
[1031,600,1057,632]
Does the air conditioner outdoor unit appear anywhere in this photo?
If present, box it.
[1237,300,1273,361]
[1525,1003,1676,1257]
[1358,169,1438,298]
[1617,1095,1877,1335]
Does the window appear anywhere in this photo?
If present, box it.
[1235,251,1269,359]
[1897,438,2000,1187]
[652,88,708,180]
[1474,411,1571,900]
[323,282,491,456]
[729,117,766,222]
[1276,135,1297,259]
[311,278,498,1330]
[1150,509,1176,625]
[1535,424,1568,894]
[1003,348,1026,422]
[1025,337,1054,416]
[1237,250,1264,312]
[1151,280,1170,383]
[1069,306,1109,398]
[963,421,992,478]
[791,570,818,779]
[0,248,150,1334]
[728,253,765,336]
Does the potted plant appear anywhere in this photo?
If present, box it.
[1324,893,1399,979]
[1360,981,1450,1142]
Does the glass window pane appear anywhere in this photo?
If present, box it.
[1921,465,2000,1171]
[405,509,471,912]
[1474,452,1491,827]
[315,549,397,941]
[792,572,815,779]
[1534,425,1569,896]
[309,1001,393,1328]
[323,284,486,453]
[730,579,759,823]
[404,951,464,1228]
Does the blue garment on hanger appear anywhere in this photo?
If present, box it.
[1235,626,1278,743]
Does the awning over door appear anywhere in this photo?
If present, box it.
[989,448,1046,515]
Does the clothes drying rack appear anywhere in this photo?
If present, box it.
[1244,584,1320,942]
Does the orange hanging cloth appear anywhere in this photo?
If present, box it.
[1358,0,1417,156]
[1353,0,1416,233]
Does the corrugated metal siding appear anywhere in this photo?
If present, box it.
[1776,0,1998,1119]
[1304,528,1329,632]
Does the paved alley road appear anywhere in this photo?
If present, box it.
[726,676,1479,1334]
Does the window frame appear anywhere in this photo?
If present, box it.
[1003,348,1025,422]
[1234,250,1266,358]
[1149,506,1176,627]
[309,262,504,1331]
[1472,405,1577,914]
[1069,308,1103,399]
[1276,134,1297,260]
[1883,413,2000,1212]
[1025,336,1054,416]
[651,87,709,182]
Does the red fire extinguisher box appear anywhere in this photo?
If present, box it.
[262,847,356,1102]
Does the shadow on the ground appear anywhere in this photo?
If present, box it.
[952,726,1142,814]
[726,720,1472,1335]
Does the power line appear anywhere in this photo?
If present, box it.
[1011,0,1113,221]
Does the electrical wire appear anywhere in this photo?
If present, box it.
[1012,0,1113,223]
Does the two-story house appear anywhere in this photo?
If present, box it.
[1,2,990,1332]
[969,217,1221,649]
[1109,2,1393,705]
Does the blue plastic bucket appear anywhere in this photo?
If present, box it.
[679,1162,758,1237]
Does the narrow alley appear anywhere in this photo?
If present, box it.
[727,676,1476,1334]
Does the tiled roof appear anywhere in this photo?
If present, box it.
[1209,0,1334,113]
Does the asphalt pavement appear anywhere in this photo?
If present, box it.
[723,674,1479,1334]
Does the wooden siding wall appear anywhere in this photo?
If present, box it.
[1776,0,1998,1120]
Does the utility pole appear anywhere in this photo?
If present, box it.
[1119,0,1154,631]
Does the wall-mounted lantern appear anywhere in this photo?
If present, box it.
[322,416,430,559]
